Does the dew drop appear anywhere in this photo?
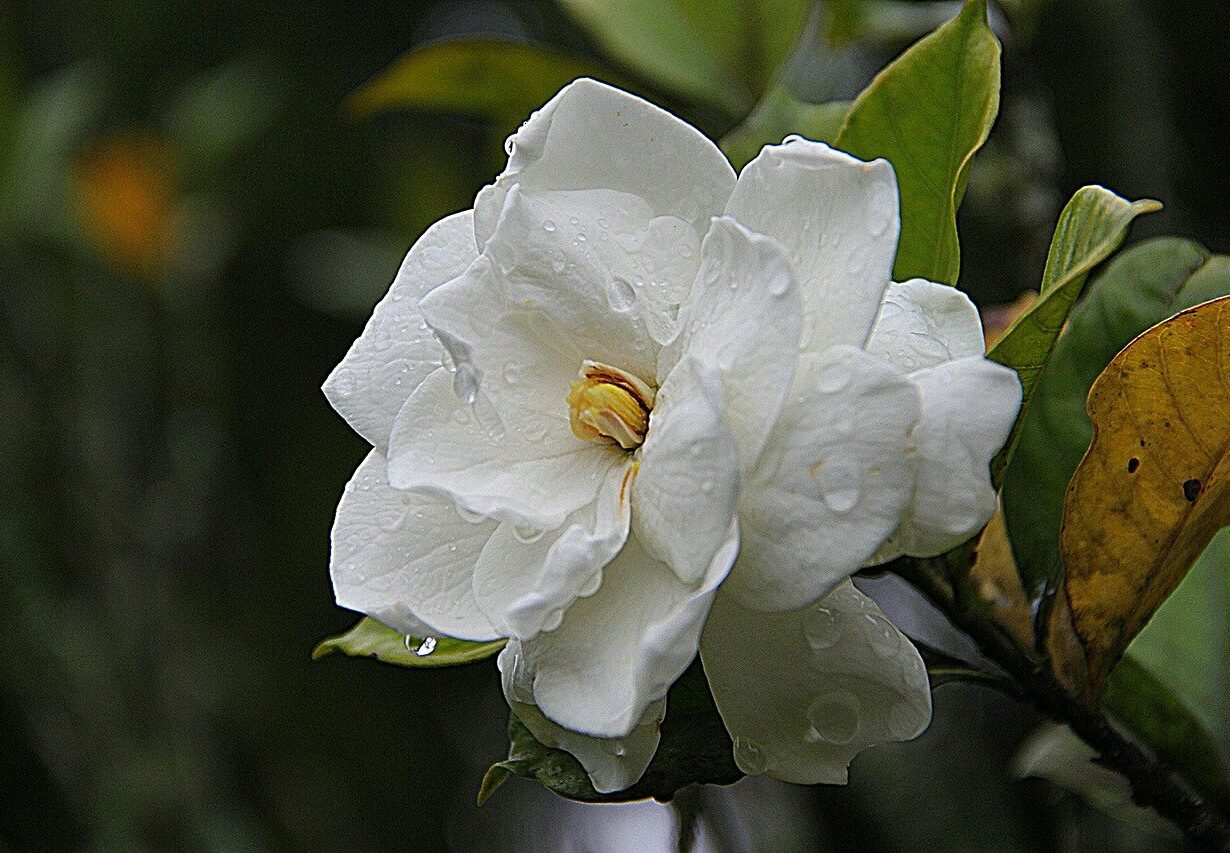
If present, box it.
[822,479,861,514]
[507,652,535,703]
[504,136,517,156]
[569,216,579,226]
[816,363,851,394]
[514,525,545,544]
[768,273,790,297]
[606,277,637,312]
[803,605,842,650]
[453,363,480,405]
[411,636,437,657]
[597,217,610,229]
[550,251,567,274]
[599,739,628,757]
[806,690,861,745]
[733,737,769,775]
[862,613,899,658]
[887,702,922,740]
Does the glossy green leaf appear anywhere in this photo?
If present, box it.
[1000,238,1230,601]
[1104,655,1229,811]
[720,90,850,170]
[312,617,505,668]
[348,38,611,124]
[557,0,808,116]
[989,186,1160,486]
[479,659,739,804]
[834,0,999,285]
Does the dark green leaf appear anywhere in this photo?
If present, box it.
[720,89,850,170]
[1104,656,1229,810]
[480,659,739,803]
[312,617,505,669]
[834,0,1000,285]
[989,186,1160,486]
[348,38,613,125]
[1000,238,1230,602]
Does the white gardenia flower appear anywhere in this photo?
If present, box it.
[325,80,1021,792]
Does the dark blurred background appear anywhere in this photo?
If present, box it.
[2,1,1226,849]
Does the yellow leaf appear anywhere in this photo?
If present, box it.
[1061,295,1230,694]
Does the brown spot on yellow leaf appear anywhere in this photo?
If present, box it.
[1060,295,1230,696]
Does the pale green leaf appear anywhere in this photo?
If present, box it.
[312,617,504,669]
[834,0,999,285]
[557,0,808,116]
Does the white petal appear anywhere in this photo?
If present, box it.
[700,582,932,784]
[481,185,700,378]
[474,461,633,639]
[877,357,1021,559]
[728,347,920,611]
[387,366,621,530]
[634,357,741,585]
[322,211,476,450]
[501,650,665,794]
[660,217,801,470]
[475,79,735,247]
[865,278,986,373]
[725,139,898,352]
[509,527,738,738]
[330,449,499,641]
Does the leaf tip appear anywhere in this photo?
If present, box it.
[311,638,336,661]
[477,764,512,806]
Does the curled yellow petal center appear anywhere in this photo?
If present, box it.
[566,360,656,450]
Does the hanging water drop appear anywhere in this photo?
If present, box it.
[514,525,544,544]
[803,605,842,650]
[606,277,637,312]
[806,690,861,745]
[733,737,769,775]
[453,363,480,405]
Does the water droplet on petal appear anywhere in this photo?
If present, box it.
[543,219,556,232]
[513,525,544,544]
[453,363,479,405]
[504,136,516,156]
[599,739,628,757]
[768,273,790,296]
[806,690,861,745]
[816,363,851,394]
[823,483,861,514]
[862,613,900,658]
[606,277,637,312]
[733,737,769,775]
[803,605,842,650]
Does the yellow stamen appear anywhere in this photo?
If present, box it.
[566,361,655,450]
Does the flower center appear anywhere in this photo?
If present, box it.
[566,360,656,450]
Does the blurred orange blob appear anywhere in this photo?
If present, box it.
[74,133,178,276]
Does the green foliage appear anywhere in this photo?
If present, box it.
[1104,657,1229,810]
[556,0,809,116]
[1001,238,1230,602]
[313,617,505,668]
[834,0,999,286]
[479,660,740,803]
[720,89,850,170]
[348,38,612,127]
[989,186,1160,487]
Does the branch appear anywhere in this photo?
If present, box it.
[889,555,1230,851]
